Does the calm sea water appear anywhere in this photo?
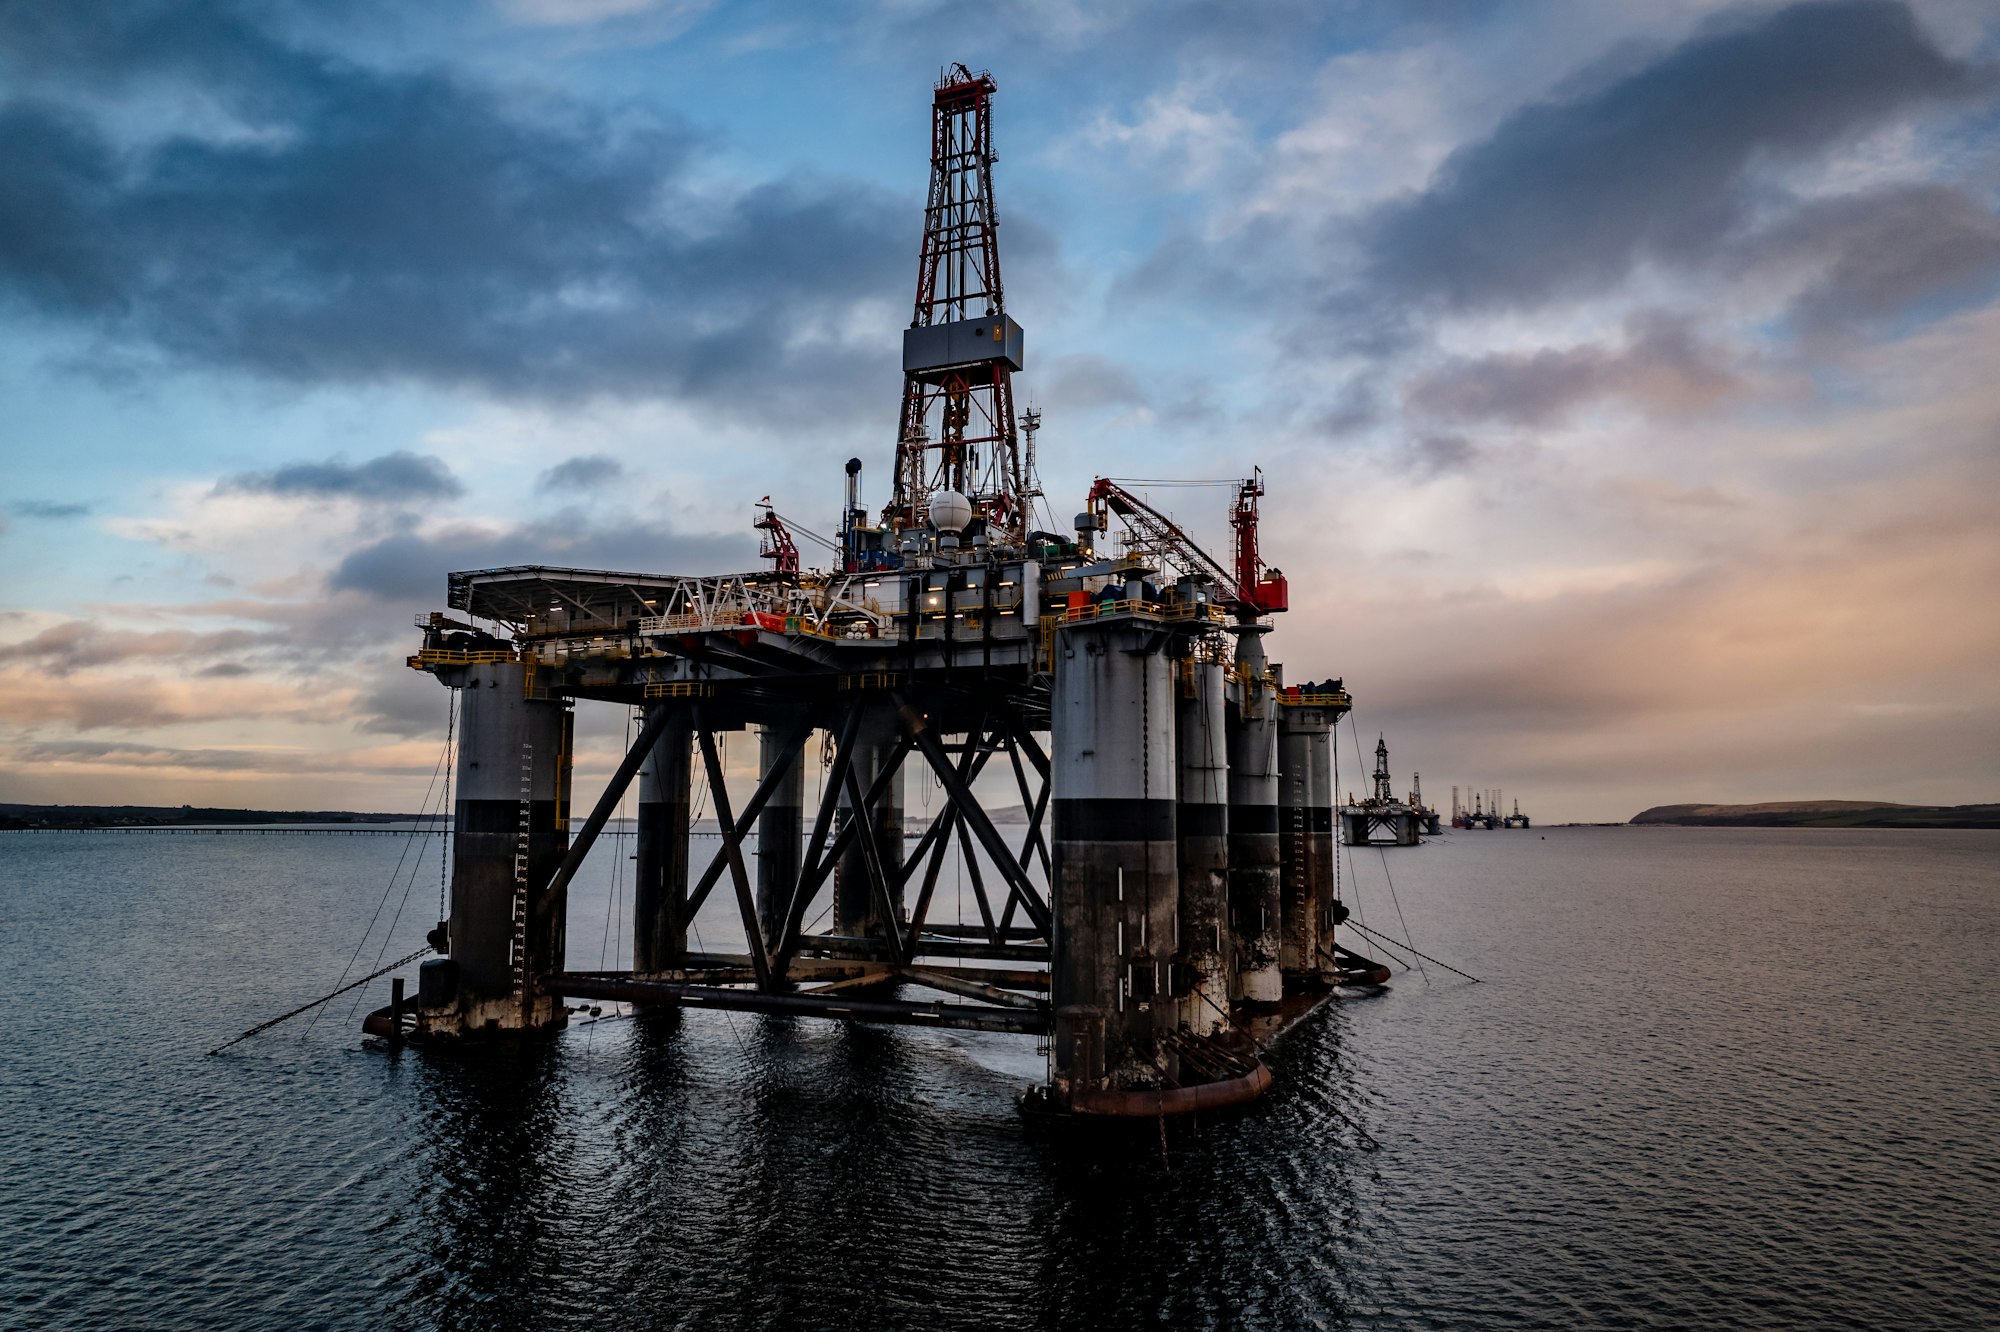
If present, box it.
[1,826,1993,1330]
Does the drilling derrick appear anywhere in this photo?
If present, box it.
[891,65,1032,544]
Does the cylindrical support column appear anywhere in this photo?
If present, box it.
[634,703,693,973]
[1309,711,1344,976]
[756,722,805,949]
[428,661,572,1036]
[1279,704,1337,981]
[834,699,905,941]
[1176,660,1230,1035]
[1226,631,1282,1005]
[1050,616,1179,1100]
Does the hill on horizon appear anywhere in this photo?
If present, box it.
[1631,801,2000,829]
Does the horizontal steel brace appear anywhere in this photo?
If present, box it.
[803,935,1050,963]
[546,973,1051,1035]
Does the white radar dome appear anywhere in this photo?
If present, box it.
[928,490,974,533]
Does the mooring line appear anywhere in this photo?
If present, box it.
[1341,919,1482,983]
[1374,846,1428,985]
[1344,715,1429,985]
[208,947,431,1056]
[1325,1100,1383,1151]
[303,717,453,1041]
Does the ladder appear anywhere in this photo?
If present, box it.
[508,738,533,992]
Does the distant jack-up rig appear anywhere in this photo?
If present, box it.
[1452,788,1532,830]
[364,66,1394,1118]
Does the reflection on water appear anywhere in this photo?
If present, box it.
[3,828,1995,1329]
[398,1005,1380,1332]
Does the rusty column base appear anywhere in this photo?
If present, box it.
[1025,1059,1273,1119]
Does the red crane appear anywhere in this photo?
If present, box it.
[753,497,800,575]
[1085,470,1288,622]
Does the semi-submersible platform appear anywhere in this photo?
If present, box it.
[365,66,1389,1118]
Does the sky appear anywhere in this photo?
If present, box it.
[1,0,1996,822]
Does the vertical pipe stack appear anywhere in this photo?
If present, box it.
[755,721,805,950]
[834,699,904,943]
[422,660,572,1036]
[1175,659,1231,1035]
[1278,704,1337,981]
[1226,629,1283,1004]
[1050,616,1180,1101]
[634,703,693,973]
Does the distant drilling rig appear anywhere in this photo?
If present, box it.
[1451,787,1530,829]
[1339,735,1428,846]
[374,65,1387,1119]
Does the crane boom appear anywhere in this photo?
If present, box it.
[1086,475,1288,621]
[753,498,801,575]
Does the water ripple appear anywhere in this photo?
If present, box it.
[1,828,1994,1329]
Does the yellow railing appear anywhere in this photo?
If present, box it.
[1056,597,1225,626]
[407,648,515,669]
[643,682,713,699]
[637,610,748,634]
[1280,691,1352,708]
[791,616,853,639]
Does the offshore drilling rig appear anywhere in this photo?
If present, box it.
[1452,787,1527,829]
[368,66,1386,1118]
[1339,735,1428,846]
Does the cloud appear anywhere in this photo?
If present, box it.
[1079,85,1249,187]
[216,450,465,502]
[0,620,263,675]
[7,500,91,518]
[355,664,456,738]
[13,738,443,777]
[330,513,755,601]
[0,3,908,419]
[1355,1,1990,314]
[496,0,697,26]
[1040,354,1145,413]
[1749,184,2000,331]
[0,668,340,729]
[1403,313,1746,426]
[1412,434,1477,476]
[537,453,626,490]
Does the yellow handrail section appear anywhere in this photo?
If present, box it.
[1280,691,1352,708]
[637,610,747,633]
[1056,597,1225,626]
[643,682,713,698]
[408,648,516,669]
